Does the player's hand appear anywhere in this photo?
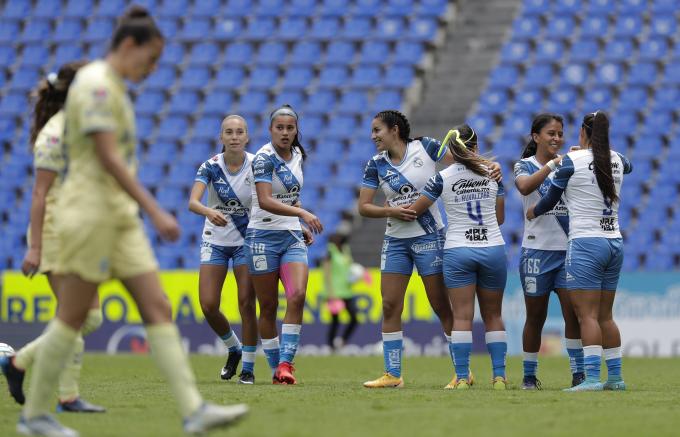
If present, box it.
[387,206,417,221]
[302,226,314,246]
[21,248,41,278]
[488,162,502,182]
[300,210,323,234]
[152,209,181,241]
[206,209,228,226]
[526,205,536,220]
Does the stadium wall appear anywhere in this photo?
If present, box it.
[2,270,679,357]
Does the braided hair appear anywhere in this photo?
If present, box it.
[374,110,411,143]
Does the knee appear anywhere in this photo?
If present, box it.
[258,298,278,320]
[286,289,306,309]
[200,298,220,317]
[238,297,256,318]
[81,309,103,336]
[382,299,403,320]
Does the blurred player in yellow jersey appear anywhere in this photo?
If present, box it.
[15,6,247,437]
[1,61,106,414]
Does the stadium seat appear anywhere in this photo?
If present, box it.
[179,66,211,90]
[20,45,50,68]
[561,63,589,85]
[157,116,189,141]
[224,42,253,65]
[479,89,508,113]
[136,91,166,116]
[515,88,544,112]
[213,18,243,41]
[582,87,612,109]
[190,117,224,141]
[613,14,643,37]
[650,14,677,37]
[603,39,634,61]
[320,0,347,16]
[223,0,251,17]
[407,17,438,42]
[157,17,178,39]
[580,15,609,38]
[278,17,308,41]
[318,66,349,89]
[236,91,269,116]
[512,16,540,40]
[248,67,279,90]
[627,63,658,86]
[523,64,554,85]
[337,91,368,114]
[84,17,114,42]
[341,17,373,41]
[272,91,304,109]
[349,65,381,89]
[370,90,402,113]
[281,66,314,91]
[488,65,518,89]
[136,116,155,140]
[64,0,92,18]
[384,65,413,88]
[214,67,246,89]
[309,17,341,40]
[158,0,188,17]
[594,62,623,85]
[287,0,317,17]
[96,0,126,17]
[638,37,668,61]
[243,17,276,40]
[500,40,530,64]
[168,91,199,116]
[416,0,449,16]
[54,44,84,63]
[8,67,40,91]
[290,41,321,65]
[535,39,564,62]
[662,61,680,84]
[20,19,52,43]
[618,0,648,13]
[179,19,211,42]
[304,91,337,114]
[393,41,424,65]
[326,41,356,65]
[374,16,404,41]
[618,86,649,108]
[256,42,287,66]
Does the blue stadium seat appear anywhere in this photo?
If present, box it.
[467,113,494,136]
[479,89,508,113]
[281,66,314,90]
[86,42,107,59]
[272,91,304,109]
[157,116,189,141]
[156,17,179,39]
[136,91,166,116]
[384,65,413,88]
[0,20,20,44]
[188,0,219,16]
[488,65,519,89]
[222,0,251,17]
[146,66,177,90]
[554,0,582,13]
[515,88,544,112]
[3,0,31,19]
[298,114,323,137]
[287,0,317,17]
[190,118,223,141]
[278,17,308,41]
[52,19,83,43]
[325,41,355,66]
[20,45,50,68]
[349,65,381,89]
[257,42,287,66]
[393,42,424,65]
[237,91,269,116]
[179,19,211,42]
[618,0,647,13]
[651,86,680,110]
[523,64,554,84]
[21,19,52,43]
[8,67,39,91]
[561,63,589,85]
[522,0,549,15]
[580,15,609,38]
[551,16,575,38]
[64,0,92,18]
[662,61,680,84]
[594,62,623,85]
[0,45,17,67]
[416,0,449,16]
[610,111,638,133]
[254,0,286,16]
[603,39,634,61]
[341,17,372,41]
[31,0,61,18]
[317,66,349,89]
[613,14,643,37]
[337,91,368,114]
[358,40,389,65]
[96,0,126,17]
[586,0,614,13]
[548,87,579,113]
[224,42,253,65]
[304,90,336,114]
[407,17,437,42]
[249,67,279,90]
[309,16,340,40]
[160,42,185,66]
[320,0,347,16]
[214,67,246,89]
[168,91,199,115]
[639,37,668,61]
[179,66,211,90]
[650,14,677,37]
[535,39,565,62]
[367,90,400,114]
[582,87,612,109]
[618,86,649,108]
[54,44,84,63]
[352,0,381,16]
[569,39,599,62]
[213,18,243,41]
[187,41,220,66]
[84,17,114,43]
[158,0,188,17]
[627,62,658,86]
[243,17,276,40]
[290,41,321,65]
[374,16,404,41]
[500,40,530,64]
[512,16,540,40]
[502,112,532,139]
[136,116,154,140]
[386,0,415,16]
[651,0,678,12]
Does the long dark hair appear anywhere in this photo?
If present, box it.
[583,111,618,204]
[270,104,306,160]
[110,5,163,51]
[521,113,564,158]
[374,110,411,143]
[30,60,86,146]
[443,124,488,177]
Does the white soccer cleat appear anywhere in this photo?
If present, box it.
[17,415,79,437]
[183,403,249,435]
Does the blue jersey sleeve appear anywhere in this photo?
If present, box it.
[551,155,574,189]
[422,173,444,201]
[195,161,211,185]
[534,184,564,217]
[616,152,633,174]
[253,153,274,184]
[496,180,505,196]
[513,160,532,180]
[361,159,379,189]
[421,137,446,163]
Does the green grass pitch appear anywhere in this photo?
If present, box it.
[2,355,679,436]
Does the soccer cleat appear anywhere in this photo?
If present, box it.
[274,362,296,385]
[57,398,106,413]
[183,403,249,435]
[492,376,508,390]
[220,351,242,381]
[563,381,604,392]
[17,414,79,437]
[444,370,474,389]
[571,372,585,387]
[603,380,626,391]
[363,373,404,388]
[521,375,542,390]
[1,355,26,405]
[238,371,255,385]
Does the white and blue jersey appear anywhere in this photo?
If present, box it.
[249,143,304,232]
[514,156,569,296]
[422,163,506,290]
[362,137,445,238]
[534,149,633,290]
[195,152,254,247]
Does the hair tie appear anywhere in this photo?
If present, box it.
[46,72,58,89]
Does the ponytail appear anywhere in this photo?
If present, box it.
[30,60,86,146]
[583,111,618,204]
[442,124,488,177]
[522,113,564,158]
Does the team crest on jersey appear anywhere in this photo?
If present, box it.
[385,169,396,177]
[398,183,416,195]
[413,157,423,168]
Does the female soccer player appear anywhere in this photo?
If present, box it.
[246,104,322,385]
[409,124,508,390]
[1,62,105,413]
[528,111,632,391]
[358,110,458,389]
[16,7,247,436]
[322,233,360,351]
[188,115,257,384]
[514,114,584,389]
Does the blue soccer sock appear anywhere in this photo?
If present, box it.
[382,331,403,378]
[241,345,256,374]
[583,345,602,383]
[523,352,538,377]
[486,331,507,379]
[220,330,242,354]
[445,333,455,368]
[261,337,280,375]
[280,324,302,364]
[604,346,623,383]
[566,338,585,375]
[451,331,472,380]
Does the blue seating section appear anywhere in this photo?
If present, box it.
[470,0,680,271]
[0,0,448,269]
